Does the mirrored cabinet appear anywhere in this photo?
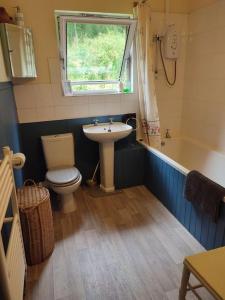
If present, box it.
[0,23,37,78]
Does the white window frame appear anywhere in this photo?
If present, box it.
[57,13,136,96]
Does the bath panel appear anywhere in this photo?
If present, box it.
[144,149,225,250]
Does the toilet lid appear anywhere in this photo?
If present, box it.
[46,167,80,184]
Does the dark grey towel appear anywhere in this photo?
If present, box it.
[184,170,225,222]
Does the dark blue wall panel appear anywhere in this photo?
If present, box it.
[115,143,146,189]
[144,150,225,250]
[19,114,144,188]
[0,82,22,186]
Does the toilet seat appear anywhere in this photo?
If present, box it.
[49,175,81,188]
[46,167,80,186]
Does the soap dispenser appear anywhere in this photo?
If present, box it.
[14,6,24,27]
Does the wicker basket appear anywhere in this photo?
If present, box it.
[17,180,55,265]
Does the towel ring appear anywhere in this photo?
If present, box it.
[126,117,139,132]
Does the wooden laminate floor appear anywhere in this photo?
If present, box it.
[25,186,214,300]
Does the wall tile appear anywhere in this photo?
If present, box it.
[121,98,138,114]
[14,83,138,122]
[181,0,225,154]
[70,103,90,118]
[52,83,77,106]
[14,85,36,109]
[152,12,188,137]
[72,96,89,105]
[90,93,121,104]
[105,101,121,115]
[33,84,53,107]
[54,105,78,120]
[89,102,106,117]
[48,58,61,83]
[17,108,38,123]
[36,106,55,122]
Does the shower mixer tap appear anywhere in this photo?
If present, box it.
[165,129,171,139]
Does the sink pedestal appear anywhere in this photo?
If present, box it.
[99,142,115,192]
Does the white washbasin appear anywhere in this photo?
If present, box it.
[83,121,133,193]
[83,122,132,143]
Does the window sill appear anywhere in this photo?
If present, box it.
[64,91,135,97]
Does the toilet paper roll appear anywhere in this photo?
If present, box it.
[12,153,26,169]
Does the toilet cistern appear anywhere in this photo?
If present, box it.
[83,121,132,192]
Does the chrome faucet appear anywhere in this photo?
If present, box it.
[108,118,113,132]
[165,129,171,139]
[109,117,113,124]
[93,119,99,126]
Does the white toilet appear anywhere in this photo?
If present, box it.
[41,133,82,213]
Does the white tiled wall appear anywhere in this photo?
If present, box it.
[151,12,188,138]
[181,1,225,153]
[14,57,139,123]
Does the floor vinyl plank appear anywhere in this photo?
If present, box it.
[25,185,213,300]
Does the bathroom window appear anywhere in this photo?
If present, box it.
[57,13,136,96]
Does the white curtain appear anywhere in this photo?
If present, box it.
[134,3,161,149]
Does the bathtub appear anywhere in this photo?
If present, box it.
[140,137,225,250]
[158,137,225,187]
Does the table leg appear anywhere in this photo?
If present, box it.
[179,264,190,300]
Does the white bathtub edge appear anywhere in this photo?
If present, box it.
[139,141,189,176]
[139,140,225,202]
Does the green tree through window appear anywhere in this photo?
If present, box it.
[58,14,136,94]
[66,23,127,91]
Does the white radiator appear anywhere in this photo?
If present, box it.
[0,147,26,300]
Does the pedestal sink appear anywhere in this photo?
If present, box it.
[83,122,132,192]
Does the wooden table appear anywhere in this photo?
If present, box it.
[179,247,225,299]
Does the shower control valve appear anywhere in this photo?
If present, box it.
[165,129,171,139]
